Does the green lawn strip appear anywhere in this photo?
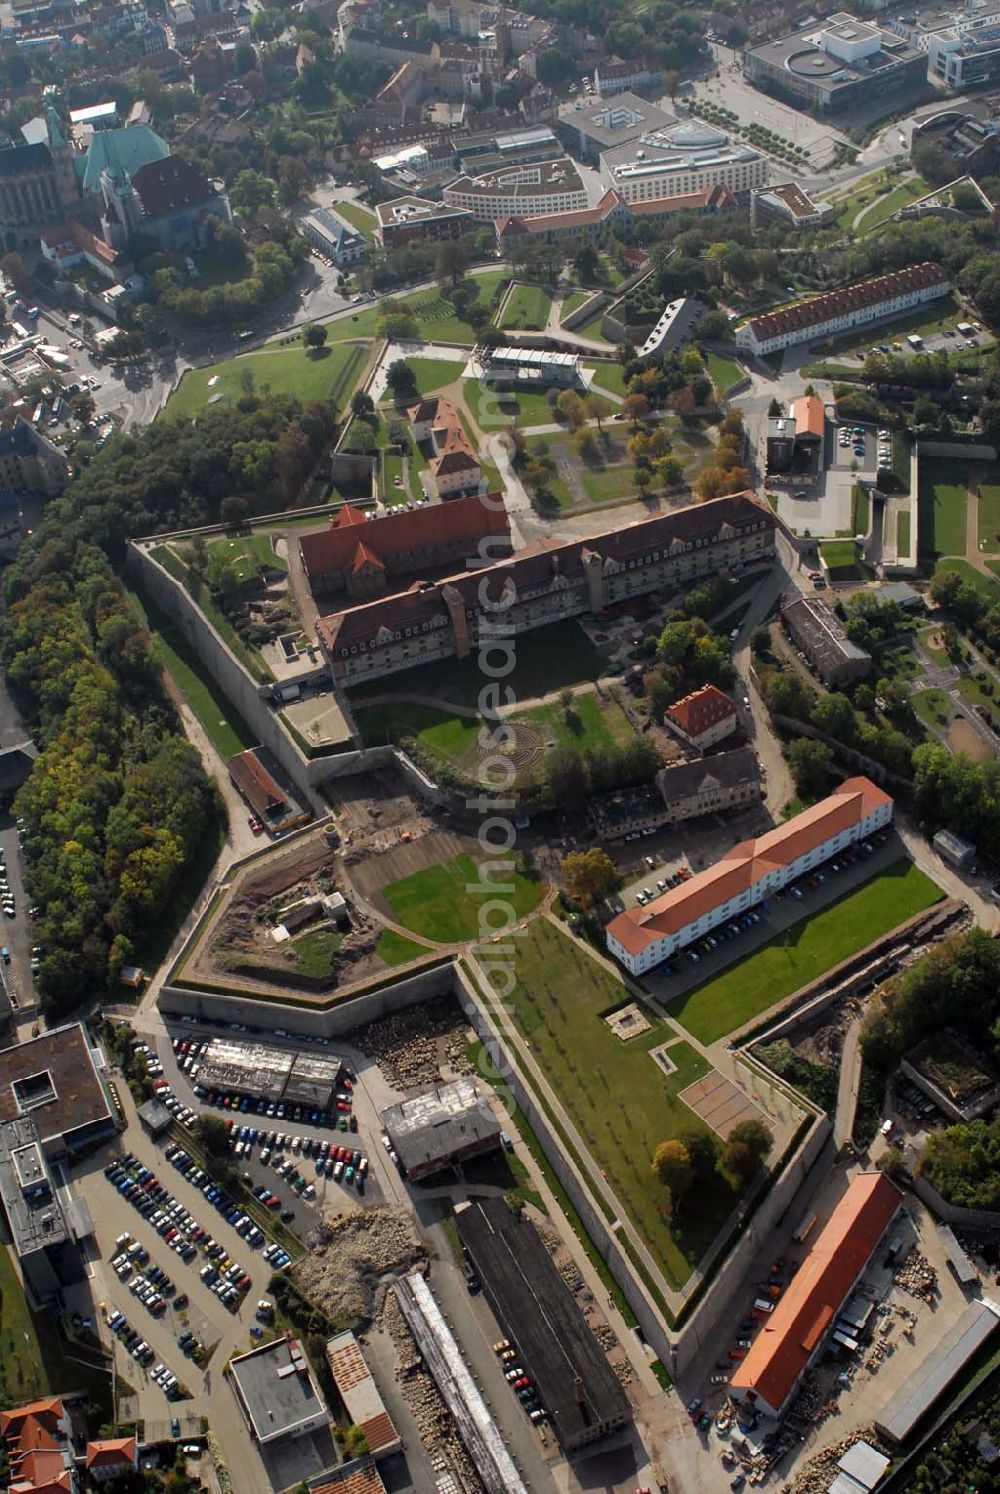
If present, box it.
[574,308,612,343]
[956,674,999,718]
[383,851,542,943]
[292,928,342,978]
[518,691,636,754]
[912,687,953,729]
[0,1242,113,1415]
[819,539,872,582]
[580,461,640,504]
[376,928,434,966]
[978,484,1000,553]
[165,342,366,419]
[852,485,870,536]
[128,585,257,758]
[354,700,481,774]
[403,356,466,397]
[856,175,930,234]
[349,618,605,710]
[671,862,943,1045]
[466,1037,642,1327]
[498,283,552,331]
[705,351,743,393]
[561,290,591,321]
[204,532,287,582]
[491,917,742,1288]
[465,380,561,432]
[897,509,911,556]
[919,461,968,558]
[333,199,378,240]
[934,558,1000,600]
[585,360,628,398]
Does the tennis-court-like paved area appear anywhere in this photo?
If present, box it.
[679,1070,768,1138]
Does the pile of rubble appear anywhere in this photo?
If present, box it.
[782,1430,888,1493]
[296,1206,426,1323]
[379,1290,483,1493]
[612,1359,634,1388]
[894,1251,937,1300]
[592,1323,618,1351]
[350,998,474,1090]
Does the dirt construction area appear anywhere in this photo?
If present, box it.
[348,826,474,907]
[947,715,993,762]
[332,767,434,850]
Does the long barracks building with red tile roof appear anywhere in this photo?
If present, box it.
[606,776,893,974]
[736,262,949,357]
[730,1172,902,1418]
[316,491,775,686]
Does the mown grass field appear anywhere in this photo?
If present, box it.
[978,483,1000,553]
[375,929,433,966]
[913,687,952,730]
[204,532,287,582]
[919,461,968,559]
[490,918,744,1288]
[166,342,366,419]
[670,862,942,1044]
[383,852,541,943]
[498,283,552,331]
[333,199,378,240]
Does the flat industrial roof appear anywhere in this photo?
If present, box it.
[0,1116,69,1257]
[0,1023,112,1149]
[381,1077,500,1173]
[456,1197,630,1452]
[325,1332,400,1456]
[876,1300,1000,1442]
[197,1038,344,1106]
[230,1335,329,1444]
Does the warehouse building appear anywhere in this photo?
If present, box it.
[781,595,872,687]
[606,777,894,974]
[394,1270,527,1494]
[730,1173,903,1419]
[325,1333,401,1459]
[381,1077,500,1181]
[198,1038,347,1111]
[876,1300,1000,1443]
[456,1197,631,1453]
[229,1335,331,1447]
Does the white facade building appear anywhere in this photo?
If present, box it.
[606,777,894,975]
[929,20,1000,88]
[443,159,587,221]
[736,262,949,357]
[600,121,767,204]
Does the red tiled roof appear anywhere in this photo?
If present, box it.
[742,263,947,344]
[607,776,892,956]
[351,540,384,573]
[300,491,508,581]
[792,393,825,440]
[731,1174,901,1414]
[666,684,736,738]
[311,1466,385,1494]
[497,187,625,235]
[227,748,286,820]
[629,184,733,217]
[1,1399,63,1442]
[86,1437,137,1469]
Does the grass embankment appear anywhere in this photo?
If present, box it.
[383,852,542,943]
[166,342,366,419]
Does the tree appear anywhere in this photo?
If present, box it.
[545,745,589,808]
[812,692,857,743]
[351,390,375,418]
[574,242,600,282]
[751,625,772,658]
[584,394,606,432]
[677,1127,721,1183]
[385,359,417,399]
[562,848,619,907]
[71,390,96,426]
[193,1114,232,1158]
[623,393,650,429]
[652,1139,693,1201]
[435,239,470,287]
[1,251,26,291]
[302,322,327,350]
[230,168,278,217]
[723,1119,773,1184]
[556,390,586,430]
[787,737,836,800]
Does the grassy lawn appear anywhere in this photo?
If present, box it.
[0,1241,112,1415]
[204,532,287,583]
[978,484,1000,553]
[934,557,1000,600]
[376,928,433,966]
[129,586,256,760]
[333,199,378,240]
[670,861,942,1045]
[466,380,563,432]
[897,508,911,556]
[400,356,465,398]
[585,361,627,398]
[820,539,872,582]
[561,289,591,320]
[579,462,640,504]
[919,460,968,559]
[856,175,930,234]
[383,851,542,943]
[913,687,953,729]
[489,918,744,1289]
[852,485,870,536]
[165,342,366,419]
[705,351,743,393]
[574,308,612,343]
[498,283,552,331]
[956,674,999,715]
[519,691,636,753]
[350,618,605,710]
[293,928,342,978]
[919,626,950,666]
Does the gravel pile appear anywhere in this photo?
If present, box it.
[296,1207,426,1323]
[350,998,474,1091]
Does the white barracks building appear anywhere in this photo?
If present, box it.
[606,777,893,975]
[736,262,949,357]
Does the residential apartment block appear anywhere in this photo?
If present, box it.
[318,491,775,686]
[655,747,761,824]
[606,777,894,974]
[443,157,587,220]
[375,194,474,247]
[600,121,767,204]
[735,262,949,356]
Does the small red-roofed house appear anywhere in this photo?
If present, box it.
[86,1437,138,1483]
[664,684,737,752]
